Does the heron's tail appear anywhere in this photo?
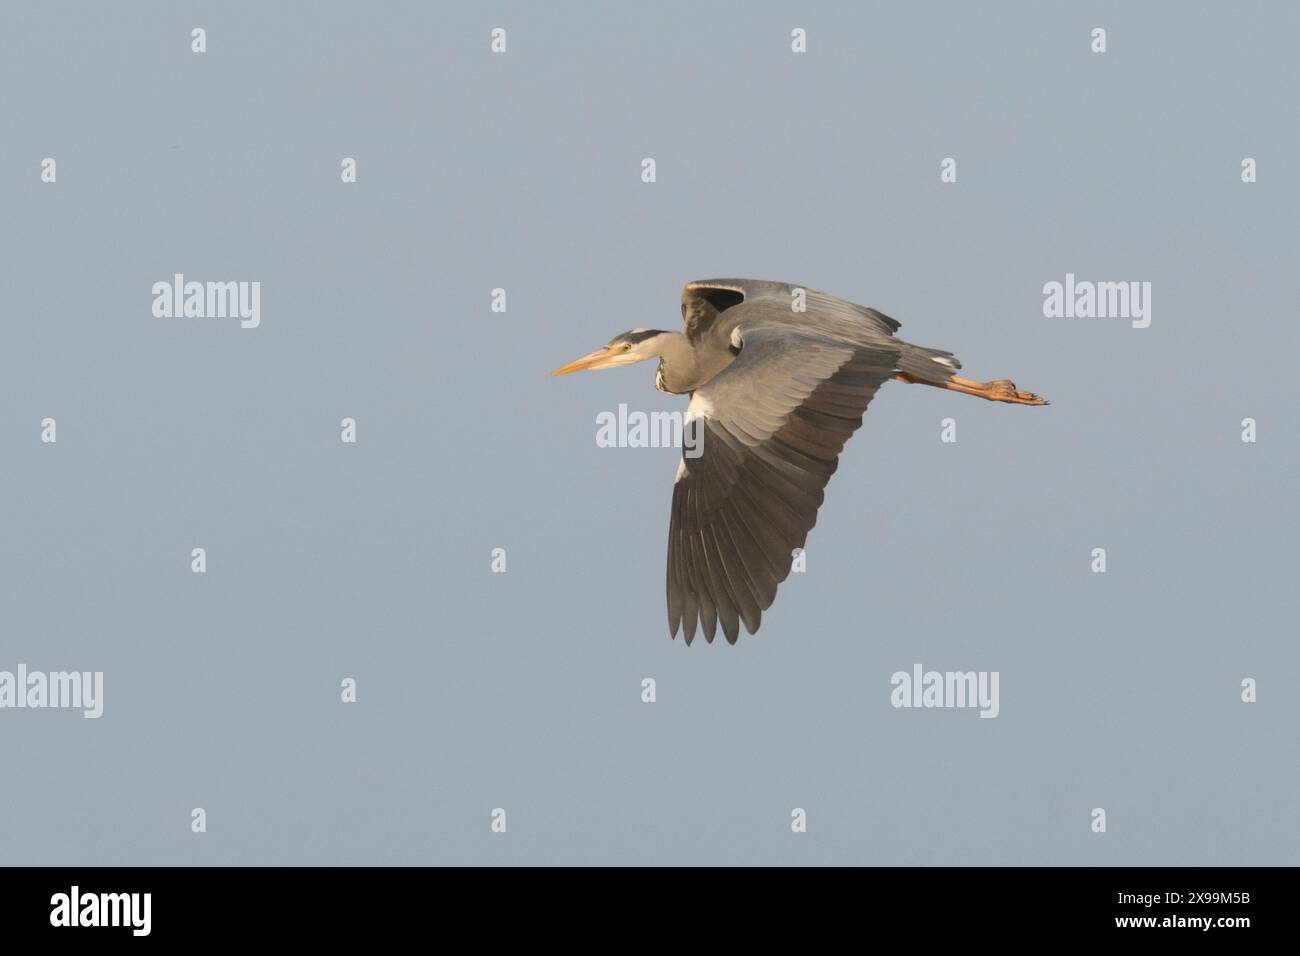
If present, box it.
[895,343,962,385]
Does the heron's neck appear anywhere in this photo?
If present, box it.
[653,331,702,394]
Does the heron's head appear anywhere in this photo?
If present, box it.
[552,329,669,375]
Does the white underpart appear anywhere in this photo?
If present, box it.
[685,393,714,422]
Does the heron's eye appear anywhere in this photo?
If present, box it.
[623,343,633,351]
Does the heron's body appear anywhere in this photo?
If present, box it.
[553,278,1047,645]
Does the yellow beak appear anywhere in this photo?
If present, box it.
[552,346,618,376]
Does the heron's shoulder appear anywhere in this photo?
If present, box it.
[683,278,796,303]
[684,279,900,336]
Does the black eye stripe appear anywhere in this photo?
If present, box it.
[613,329,665,348]
[619,329,661,345]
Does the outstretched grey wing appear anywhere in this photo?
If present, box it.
[667,327,899,644]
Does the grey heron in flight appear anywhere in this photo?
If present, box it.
[553,279,1047,645]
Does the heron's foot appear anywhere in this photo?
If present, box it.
[943,375,1049,405]
[983,379,1048,405]
[893,371,1049,406]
